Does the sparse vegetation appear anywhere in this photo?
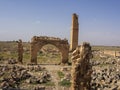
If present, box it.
[44,81,55,86]
[58,79,71,87]
[57,71,65,79]
[0,42,62,64]
[0,41,120,89]
[92,46,120,51]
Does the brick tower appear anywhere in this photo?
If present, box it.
[70,13,79,51]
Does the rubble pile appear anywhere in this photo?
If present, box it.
[0,65,51,90]
[60,67,71,81]
[27,65,44,72]
[8,58,17,64]
[26,71,51,84]
[91,57,120,90]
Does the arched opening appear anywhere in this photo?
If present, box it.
[37,44,61,64]
[30,36,69,64]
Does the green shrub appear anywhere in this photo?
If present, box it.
[58,79,71,87]
[57,71,64,78]
[44,81,55,86]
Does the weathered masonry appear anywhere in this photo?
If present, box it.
[17,39,23,63]
[71,42,93,90]
[70,13,79,51]
[30,36,69,64]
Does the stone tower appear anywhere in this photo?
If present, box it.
[70,13,79,51]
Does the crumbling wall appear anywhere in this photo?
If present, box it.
[104,50,120,57]
[71,42,93,90]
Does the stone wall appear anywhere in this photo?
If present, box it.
[104,50,120,57]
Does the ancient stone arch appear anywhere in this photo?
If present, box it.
[30,36,69,64]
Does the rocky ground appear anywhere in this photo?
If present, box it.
[90,51,120,90]
[0,63,52,89]
[1,55,120,90]
[0,58,71,90]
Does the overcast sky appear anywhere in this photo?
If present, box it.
[0,0,120,46]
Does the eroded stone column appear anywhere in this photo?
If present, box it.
[17,39,23,63]
[30,42,37,64]
[59,44,69,64]
[61,50,69,64]
[70,13,79,51]
[71,42,93,90]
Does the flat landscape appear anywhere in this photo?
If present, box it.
[0,0,120,90]
[0,41,120,90]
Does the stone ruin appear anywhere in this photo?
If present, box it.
[0,64,51,89]
[71,42,93,90]
[70,13,79,51]
[17,39,23,63]
[70,13,93,90]
[10,13,95,89]
[30,36,69,64]
[15,13,79,65]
